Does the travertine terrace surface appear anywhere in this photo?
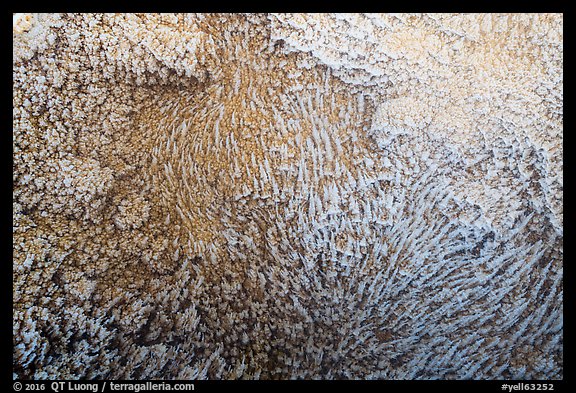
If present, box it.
[13,13,562,379]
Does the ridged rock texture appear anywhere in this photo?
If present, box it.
[13,13,562,380]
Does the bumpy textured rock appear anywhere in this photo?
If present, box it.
[13,13,562,380]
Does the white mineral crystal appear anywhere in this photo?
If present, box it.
[13,13,562,380]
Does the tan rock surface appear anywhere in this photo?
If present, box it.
[13,13,562,379]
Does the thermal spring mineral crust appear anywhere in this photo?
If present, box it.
[13,13,562,380]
